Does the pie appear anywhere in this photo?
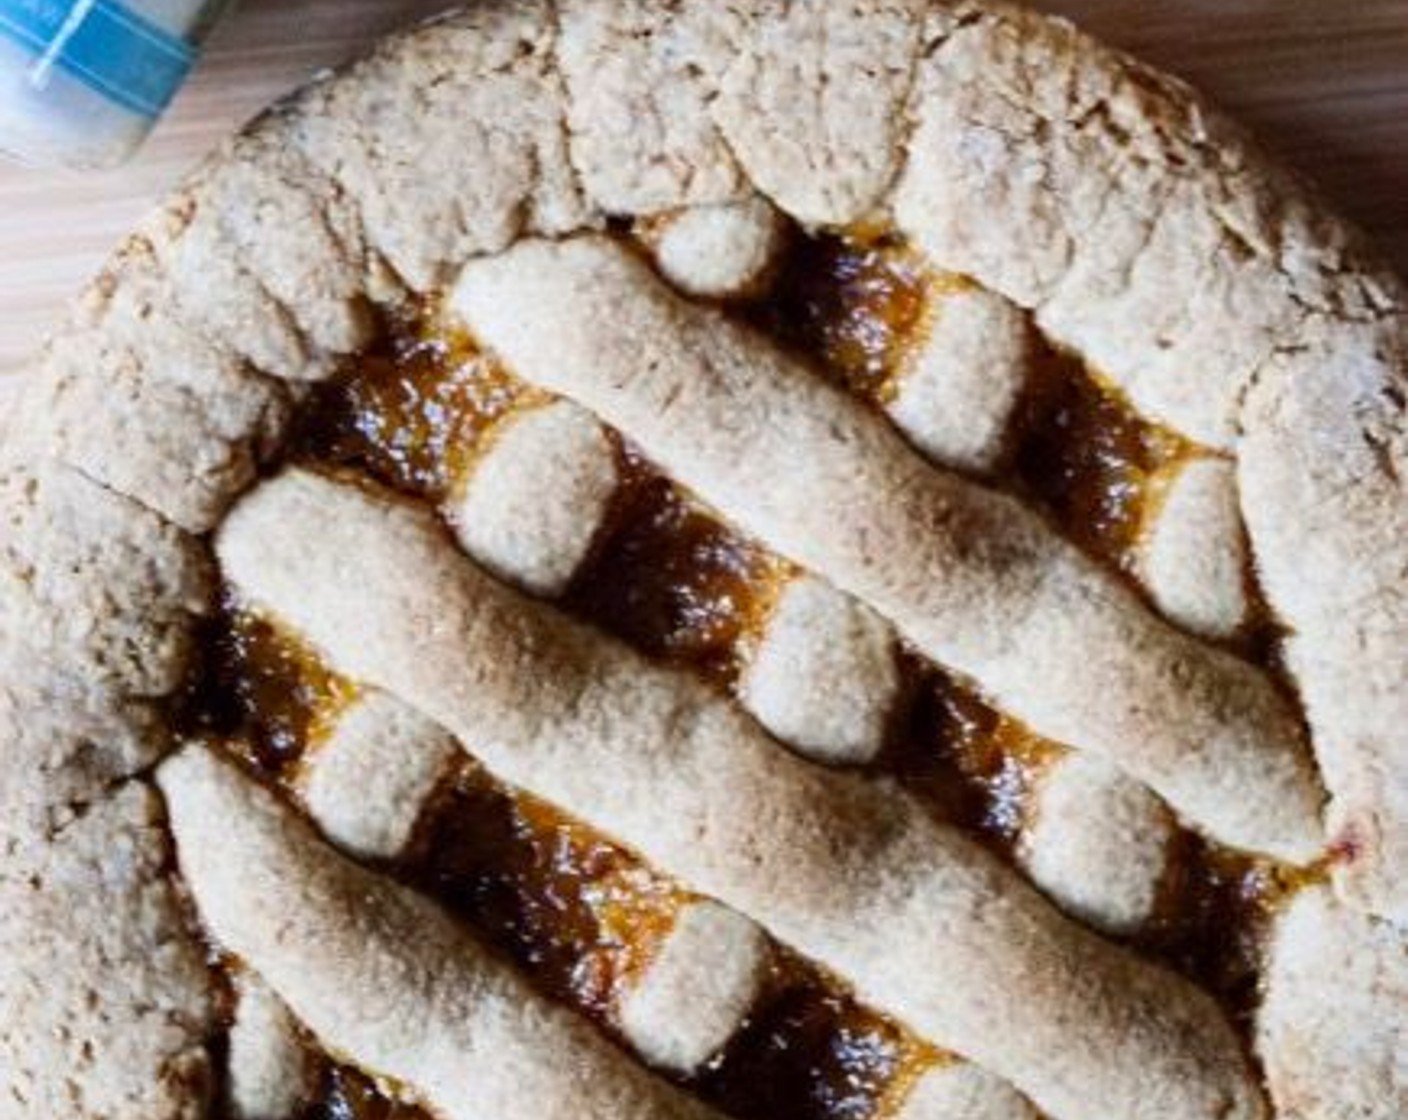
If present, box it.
[1,2,1404,1119]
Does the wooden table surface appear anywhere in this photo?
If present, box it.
[1,0,1404,384]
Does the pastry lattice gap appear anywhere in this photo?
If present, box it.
[176,220,1317,1120]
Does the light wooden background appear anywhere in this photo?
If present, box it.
[0,0,1404,386]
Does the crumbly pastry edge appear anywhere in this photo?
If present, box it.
[0,1,1403,1119]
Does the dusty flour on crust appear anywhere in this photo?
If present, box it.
[0,1,1403,1118]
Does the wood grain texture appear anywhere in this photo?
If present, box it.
[0,0,1403,383]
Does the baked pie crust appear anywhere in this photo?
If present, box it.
[1,2,1404,1120]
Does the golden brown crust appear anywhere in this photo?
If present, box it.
[894,0,1400,449]
[1238,317,1408,923]
[289,0,596,292]
[1136,457,1250,640]
[14,240,293,535]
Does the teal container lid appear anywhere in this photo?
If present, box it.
[0,0,197,120]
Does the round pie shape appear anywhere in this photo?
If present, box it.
[0,3,1404,1120]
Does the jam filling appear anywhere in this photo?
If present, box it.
[565,440,791,685]
[883,657,1063,849]
[408,764,687,1021]
[1142,840,1312,1032]
[185,222,1306,1117]
[408,762,940,1120]
[755,226,933,403]
[292,315,532,503]
[697,970,937,1120]
[1011,346,1194,575]
[305,1065,428,1120]
[178,598,359,775]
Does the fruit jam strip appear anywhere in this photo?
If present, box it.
[697,968,939,1120]
[565,436,793,686]
[407,761,942,1120]
[779,230,1294,667]
[406,763,688,1024]
[300,1063,432,1120]
[291,310,535,503]
[176,592,360,776]
[881,652,1065,851]
[1009,346,1196,577]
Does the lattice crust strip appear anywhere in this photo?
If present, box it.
[1,2,1405,1119]
[448,234,1321,862]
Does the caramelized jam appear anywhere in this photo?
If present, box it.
[697,964,940,1120]
[757,228,933,403]
[1012,345,1195,574]
[303,1064,430,1120]
[1142,842,1324,1029]
[884,660,1063,850]
[566,441,788,684]
[178,597,358,775]
[293,315,529,502]
[407,764,687,1020]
